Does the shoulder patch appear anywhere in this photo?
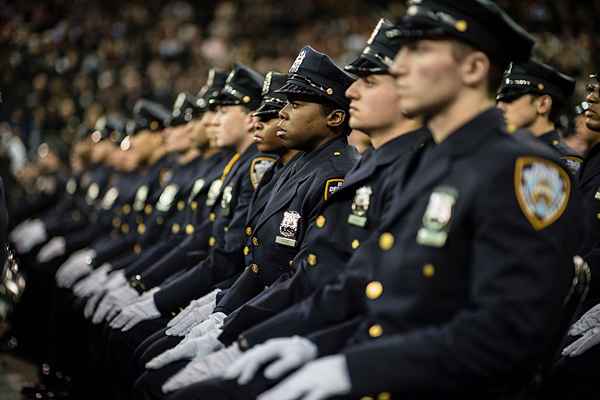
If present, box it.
[514,157,570,231]
[324,178,344,201]
[561,156,582,175]
[250,157,276,190]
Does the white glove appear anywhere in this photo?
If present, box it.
[563,303,600,357]
[225,336,317,385]
[37,236,66,262]
[165,303,216,337]
[104,270,127,290]
[182,312,227,342]
[256,355,352,400]
[12,219,47,253]
[73,263,112,298]
[56,249,96,288]
[10,219,35,244]
[110,297,161,331]
[162,344,241,393]
[167,289,222,328]
[84,290,105,319]
[146,329,224,369]
[92,285,139,324]
[10,219,35,241]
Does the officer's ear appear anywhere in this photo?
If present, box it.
[326,109,346,128]
[535,94,553,116]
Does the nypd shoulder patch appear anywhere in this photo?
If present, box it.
[514,157,570,231]
[250,157,276,190]
[324,178,344,201]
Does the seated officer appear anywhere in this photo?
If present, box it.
[174,2,582,400]
[496,60,582,174]
[557,73,600,399]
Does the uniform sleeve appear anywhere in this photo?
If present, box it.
[343,160,581,395]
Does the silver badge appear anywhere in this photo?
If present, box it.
[156,184,179,212]
[66,178,77,195]
[101,187,120,210]
[188,179,206,203]
[275,211,302,247]
[416,186,458,247]
[206,179,223,207]
[86,183,100,204]
[262,72,273,96]
[348,186,372,227]
[220,185,233,216]
[289,50,306,74]
[134,185,149,211]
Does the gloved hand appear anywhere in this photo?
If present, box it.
[225,336,317,385]
[162,344,241,393]
[84,290,104,319]
[146,329,224,369]
[167,289,221,328]
[10,219,35,241]
[12,219,47,253]
[165,303,215,337]
[563,303,600,357]
[37,236,66,263]
[73,263,112,298]
[110,297,161,331]
[256,355,352,400]
[181,312,227,342]
[56,249,96,288]
[92,284,139,324]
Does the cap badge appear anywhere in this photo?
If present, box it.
[262,72,273,95]
[289,50,307,74]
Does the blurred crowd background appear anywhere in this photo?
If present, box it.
[0,0,599,174]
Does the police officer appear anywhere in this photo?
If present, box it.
[180,2,582,399]
[496,60,582,174]
[556,73,600,399]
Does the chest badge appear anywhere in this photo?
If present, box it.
[86,183,100,204]
[348,186,372,227]
[220,185,234,216]
[275,211,302,247]
[101,187,120,210]
[188,179,206,203]
[417,186,458,247]
[206,179,223,207]
[66,178,78,195]
[156,184,179,212]
[133,185,149,211]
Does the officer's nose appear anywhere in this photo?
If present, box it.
[496,101,508,112]
[390,47,409,79]
[345,80,359,100]
[278,103,291,120]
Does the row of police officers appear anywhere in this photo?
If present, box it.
[7,1,600,399]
